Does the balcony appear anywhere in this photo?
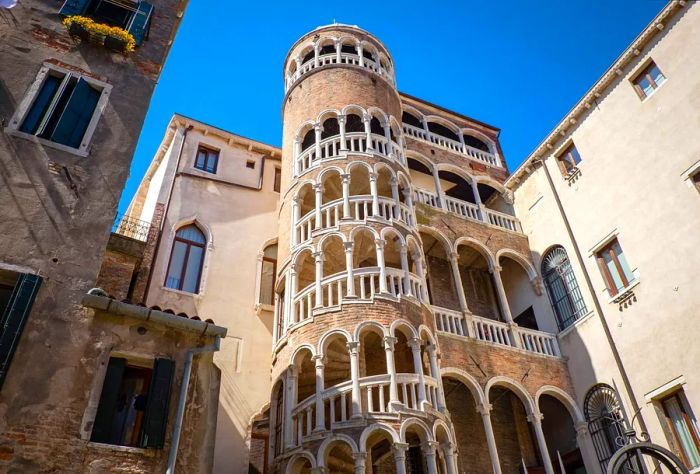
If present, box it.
[403,123,500,167]
[112,214,151,242]
[285,52,394,92]
[433,306,560,357]
[414,187,522,233]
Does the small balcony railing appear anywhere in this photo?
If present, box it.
[414,187,522,233]
[433,306,560,357]
[112,214,151,242]
[403,123,500,167]
[295,132,404,176]
[285,52,394,92]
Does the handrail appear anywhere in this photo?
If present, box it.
[286,52,394,92]
[112,213,151,242]
[403,123,500,167]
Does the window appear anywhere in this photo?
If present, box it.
[692,170,700,193]
[556,143,582,176]
[273,167,282,193]
[584,384,634,473]
[246,160,256,169]
[632,61,666,100]
[91,357,174,449]
[16,69,103,150]
[59,0,153,47]
[194,145,219,174]
[259,243,278,306]
[165,225,206,293]
[542,246,588,330]
[0,270,42,390]
[660,391,700,469]
[595,238,635,296]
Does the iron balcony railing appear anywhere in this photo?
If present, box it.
[112,214,151,242]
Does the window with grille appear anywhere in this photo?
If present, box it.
[541,246,587,330]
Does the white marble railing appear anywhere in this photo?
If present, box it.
[285,52,394,92]
[291,395,315,446]
[295,195,414,246]
[384,267,427,303]
[433,306,561,357]
[403,123,500,167]
[414,187,522,233]
[295,132,404,176]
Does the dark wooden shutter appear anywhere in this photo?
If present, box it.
[141,358,174,448]
[90,357,127,444]
[58,0,90,16]
[0,273,42,390]
[127,1,154,47]
[51,78,100,149]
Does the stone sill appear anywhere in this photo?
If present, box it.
[87,441,156,457]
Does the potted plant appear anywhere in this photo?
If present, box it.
[63,16,136,53]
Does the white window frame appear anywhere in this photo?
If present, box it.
[5,62,111,157]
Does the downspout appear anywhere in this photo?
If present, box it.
[534,158,648,434]
[143,124,193,299]
[166,335,221,474]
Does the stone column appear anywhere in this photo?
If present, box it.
[313,43,320,67]
[358,43,364,67]
[383,120,392,157]
[338,114,347,151]
[347,341,362,418]
[414,253,427,302]
[363,113,373,153]
[442,441,458,474]
[529,412,555,474]
[393,443,409,474]
[344,241,356,298]
[575,422,602,474]
[291,196,301,246]
[293,137,301,176]
[400,247,412,297]
[341,173,351,218]
[390,176,401,220]
[471,179,488,223]
[402,187,415,227]
[426,344,446,412]
[368,172,380,218]
[285,365,298,449]
[424,441,439,474]
[283,270,292,332]
[375,239,388,294]
[458,133,467,154]
[352,452,367,474]
[383,336,399,406]
[290,264,298,323]
[490,264,522,347]
[335,40,341,63]
[478,403,502,474]
[313,183,323,230]
[432,166,447,210]
[408,338,428,408]
[312,355,325,432]
[448,251,470,313]
[314,123,323,164]
[314,251,323,309]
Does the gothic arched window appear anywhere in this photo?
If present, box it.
[542,246,587,330]
[584,383,632,473]
[165,225,206,293]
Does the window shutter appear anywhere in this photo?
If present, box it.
[50,78,100,149]
[141,358,174,449]
[127,1,154,47]
[90,357,127,444]
[0,273,42,390]
[58,0,90,16]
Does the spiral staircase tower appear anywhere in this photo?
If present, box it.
[270,25,455,473]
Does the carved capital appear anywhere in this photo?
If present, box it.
[346,341,360,355]
[383,336,397,350]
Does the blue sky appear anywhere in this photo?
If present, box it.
[118,0,666,213]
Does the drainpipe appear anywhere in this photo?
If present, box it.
[166,335,221,474]
[534,158,648,434]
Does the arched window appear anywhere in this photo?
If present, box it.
[165,225,206,293]
[259,243,278,306]
[584,384,634,473]
[542,246,587,330]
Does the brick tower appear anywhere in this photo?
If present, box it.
[271,25,452,473]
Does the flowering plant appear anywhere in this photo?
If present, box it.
[63,15,136,53]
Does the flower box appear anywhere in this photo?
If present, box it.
[63,15,136,54]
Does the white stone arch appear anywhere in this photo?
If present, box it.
[389,115,403,139]
[424,114,461,137]
[318,328,353,357]
[316,107,341,125]
[292,245,315,267]
[473,175,508,196]
[359,423,400,452]
[417,225,455,255]
[345,159,373,175]
[317,165,345,187]
[298,42,316,63]
[380,226,406,246]
[338,35,360,51]
[484,375,536,416]
[405,149,436,169]
[341,104,367,118]
[435,162,477,185]
[317,434,359,468]
[405,234,422,256]
[293,178,317,198]
[359,40,379,59]
[316,35,337,53]
[295,119,317,142]
[290,343,317,365]
[285,451,317,473]
[440,367,486,407]
[354,320,388,341]
[417,324,437,346]
[432,418,455,444]
[400,417,435,443]
[496,248,538,280]
[402,104,426,125]
[460,127,498,154]
[317,231,348,254]
[348,224,380,243]
[454,236,496,269]
[373,161,397,179]
[535,385,585,422]
[390,319,418,339]
[367,106,389,126]
[396,170,412,192]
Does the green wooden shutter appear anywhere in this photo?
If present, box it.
[58,0,90,16]
[90,357,127,444]
[127,1,154,47]
[0,273,42,390]
[50,78,101,149]
[141,358,174,449]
